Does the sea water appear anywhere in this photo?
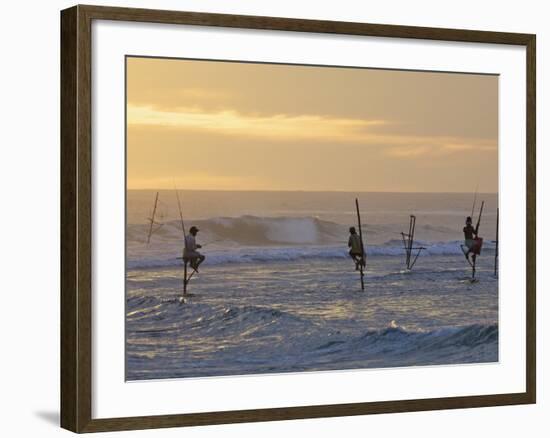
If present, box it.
[126,190,498,380]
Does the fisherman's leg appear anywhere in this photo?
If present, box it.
[354,256,360,270]
[190,254,205,272]
[464,241,473,261]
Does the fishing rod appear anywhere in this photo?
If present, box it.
[200,238,224,246]
[174,184,187,238]
[475,200,484,236]
[470,200,485,281]
[470,183,479,218]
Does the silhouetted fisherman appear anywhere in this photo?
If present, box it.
[348,226,366,271]
[463,216,477,263]
[184,226,206,272]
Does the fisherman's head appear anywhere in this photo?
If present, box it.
[189,226,199,236]
[466,216,473,225]
[349,226,356,234]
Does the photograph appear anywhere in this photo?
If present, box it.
[125,56,500,381]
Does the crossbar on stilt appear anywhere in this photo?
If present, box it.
[401,215,425,270]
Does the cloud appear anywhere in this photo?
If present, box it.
[386,141,496,158]
[385,146,433,158]
[128,104,387,143]
[127,172,268,190]
[127,105,497,158]
[440,142,496,152]
[128,88,233,112]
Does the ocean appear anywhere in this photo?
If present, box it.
[126,190,499,380]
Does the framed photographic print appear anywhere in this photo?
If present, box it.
[60,4,536,433]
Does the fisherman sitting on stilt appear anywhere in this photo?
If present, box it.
[462,216,477,263]
[184,226,206,272]
[348,226,366,271]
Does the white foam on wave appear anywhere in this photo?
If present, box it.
[126,239,496,270]
[127,213,488,251]
[265,217,320,244]
[126,214,496,269]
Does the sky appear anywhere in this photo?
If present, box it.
[126,57,498,193]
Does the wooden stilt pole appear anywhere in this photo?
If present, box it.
[401,215,424,271]
[355,198,365,291]
[408,216,416,269]
[494,207,499,277]
[404,217,411,269]
[183,260,188,295]
[174,185,191,297]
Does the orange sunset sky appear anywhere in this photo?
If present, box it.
[126,57,498,193]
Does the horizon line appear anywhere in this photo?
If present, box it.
[126,188,498,195]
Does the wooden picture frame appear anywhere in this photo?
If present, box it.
[61,4,536,433]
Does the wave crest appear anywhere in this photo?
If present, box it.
[126,215,495,269]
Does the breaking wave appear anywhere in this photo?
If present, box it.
[128,215,344,246]
[126,215,495,269]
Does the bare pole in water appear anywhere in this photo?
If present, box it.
[146,192,160,244]
[401,217,412,269]
[355,198,365,291]
[401,215,425,270]
[406,216,413,268]
[408,216,415,268]
[494,207,499,277]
